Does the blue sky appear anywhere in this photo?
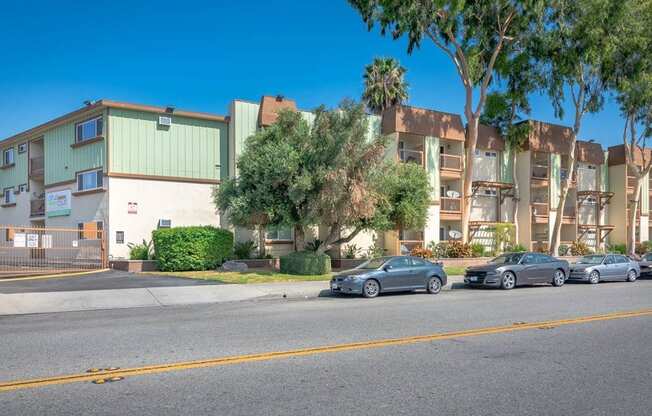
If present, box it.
[0,0,625,146]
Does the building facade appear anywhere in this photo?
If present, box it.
[1,96,648,261]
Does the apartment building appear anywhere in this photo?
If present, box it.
[0,100,228,259]
[607,145,650,245]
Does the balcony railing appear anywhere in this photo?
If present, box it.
[440,153,462,171]
[563,205,576,218]
[531,165,548,180]
[29,157,44,178]
[30,198,45,217]
[398,149,424,166]
[627,176,638,190]
[531,202,549,217]
[441,197,462,213]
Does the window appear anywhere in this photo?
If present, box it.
[485,151,497,158]
[535,254,553,263]
[266,225,293,241]
[18,184,27,193]
[75,117,103,143]
[116,231,125,244]
[616,255,630,264]
[3,148,15,166]
[76,169,103,191]
[521,253,536,265]
[18,143,27,153]
[410,258,427,267]
[605,255,616,265]
[3,187,15,205]
[483,189,497,197]
[388,257,411,269]
[78,221,103,240]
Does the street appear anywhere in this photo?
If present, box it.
[1,279,651,415]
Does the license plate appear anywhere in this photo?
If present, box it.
[469,277,478,282]
[331,283,338,289]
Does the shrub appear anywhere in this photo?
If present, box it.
[280,251,331,275]
[636,241,651,255]
[444,241,473,258]
[410,246,434,259]
[558,244,570,256]
[365,243,385,259]
[342,244,362,259]
[304,239,324,252]
[506,243,527,253]
[233,240,257,259]
[608,243,627,255]
[470,243,485,258]
[570,240,592,256]
[428,241,448,258]
[128,239,154,260]
[152,226,234,272]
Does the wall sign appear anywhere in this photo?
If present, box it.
[13,233,26,248]
[27,234,39,248]
[128,202,138,214]
[46,189,72,217]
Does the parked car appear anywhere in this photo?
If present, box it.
[637,253,652,277]
[330,256,447,298]
[464,252,569,290]
[568,254,640,284]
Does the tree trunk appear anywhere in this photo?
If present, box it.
[257,224,266,258]
[511,152,520,245]
[627,177,643,256]
[549,144,577,256]
[294,225,305,252]
[462,116,479,243]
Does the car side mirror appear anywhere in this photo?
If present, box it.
[383,265,393,272]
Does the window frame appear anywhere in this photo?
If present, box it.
[3,148,15,166]
[75,116,103,143]
[3,187,15,204]
[265,225,293,242]
[17,143,27,153]
[76,168,104,192]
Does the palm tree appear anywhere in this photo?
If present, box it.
[362,57,409,114]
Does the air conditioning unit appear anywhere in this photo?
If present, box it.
[158,116,172,127]
[158,219,172,228]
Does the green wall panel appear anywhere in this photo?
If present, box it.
[550,154,561,207]
[425,136,440,200]
[44,111,106,185]
[601,151,609,192]
[501,148,513,183]
[109,109,228,180]
[0,143,28,189]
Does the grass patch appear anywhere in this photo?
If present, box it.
[145,270,332,284]
[444,266,467,276]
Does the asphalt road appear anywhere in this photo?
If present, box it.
[1,279,651,415]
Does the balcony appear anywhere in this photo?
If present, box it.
[398,149,424,166]
[531,164,549,182]
[562,205,576,224]
[440,197,462,220]
[29,157,44,179]
[30,198,45,217]
[560,168,576,187]
[440,153,463,179]
[531,202,549,223]
[627,175,638,191]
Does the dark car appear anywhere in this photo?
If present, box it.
[330,256,447,298]
[465,252,569,290]
[568,254,640,283]
[638,253,652,277]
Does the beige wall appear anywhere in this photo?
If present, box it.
[515,151,532,244]
[608,165,627,244]
[107,177,220,259]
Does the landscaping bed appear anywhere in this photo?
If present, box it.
[145,270,332,284]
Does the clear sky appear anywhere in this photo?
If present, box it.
[0,0,626,146]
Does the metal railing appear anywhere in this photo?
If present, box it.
[29,157,44,178]
[627,176,638,190]
[30,199,45,217]
[440,153,462,171]
[0,225,107,278]
[398,149,424,166]
[441,197,462,213]
[531,202,549,217]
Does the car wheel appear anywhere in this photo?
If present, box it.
[427,276,442,294]
[500,272,516,290]
[588,270,600,284]
[552,269,565,287]
[626,269,637,282]
[362,279,380,298]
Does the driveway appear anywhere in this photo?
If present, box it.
[0,270,222,294]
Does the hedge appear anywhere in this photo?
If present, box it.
[280,251,331,275]
[152,226,233,272]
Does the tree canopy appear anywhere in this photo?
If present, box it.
[362,57,409,114]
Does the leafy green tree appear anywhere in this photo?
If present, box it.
[362,57,409,114]
[607,0,652,254]
[349,0,547,242]
[538,0,623,255]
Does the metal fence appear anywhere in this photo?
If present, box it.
[0,225,107,278]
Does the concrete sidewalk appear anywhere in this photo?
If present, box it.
[0,276,466,316]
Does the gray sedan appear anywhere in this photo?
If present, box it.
[568,254,639,284]
[465,252,569,290]
[638,253,652,277]
[330,256,447,298]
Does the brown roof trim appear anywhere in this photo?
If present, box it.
[1,99,228,147]
[576,140,604,165]
[608,144,652,166]
[474,124,505,151]
[525,120,573,154]
[381,105,465,141]
[257,96,297,127]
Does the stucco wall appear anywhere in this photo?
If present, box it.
[107,177,220,259]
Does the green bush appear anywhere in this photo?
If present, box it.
[233,240,257,259]
[571,240,593,256]
[636,241,651,255]
[342,244,362,259]
[280,251,331,275]
[128,239,154,260]
[470,243,485,257]
[507,243,527,253]
[608,243,627,255]
[152,226,234,272]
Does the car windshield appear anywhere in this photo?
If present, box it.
[643,253,652,261]
[577,255,605,264]
[357,257,388,270]
[490,253,524,264]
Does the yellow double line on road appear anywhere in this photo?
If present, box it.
[2,308,651,393]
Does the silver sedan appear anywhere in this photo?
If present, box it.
[568,254,639,284]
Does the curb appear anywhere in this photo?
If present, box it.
[0,269,111,283]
